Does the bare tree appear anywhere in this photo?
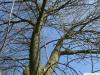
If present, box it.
[0,0,100,75]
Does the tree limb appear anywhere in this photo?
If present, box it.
[60,49,100,55]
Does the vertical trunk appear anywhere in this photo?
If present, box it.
[29,0,47,75]
[29,25,40,75]
[29,14,45,75]
[23,16,46,75]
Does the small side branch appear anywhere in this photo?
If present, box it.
[60,49,100,55]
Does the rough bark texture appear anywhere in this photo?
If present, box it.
[29,0,47,75]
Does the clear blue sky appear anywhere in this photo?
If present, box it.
[0,0,100,75]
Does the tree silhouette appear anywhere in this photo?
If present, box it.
[0,0,100,75]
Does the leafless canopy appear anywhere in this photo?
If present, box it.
[0,0,100,75]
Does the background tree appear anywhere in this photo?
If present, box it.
[0,0,100,75]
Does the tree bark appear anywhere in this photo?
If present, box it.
[29,0,47,75]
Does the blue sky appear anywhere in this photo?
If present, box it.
[0,0,100,75]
